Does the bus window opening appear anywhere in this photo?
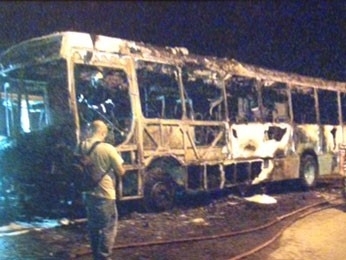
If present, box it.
[136,61,181,120]
[262,82,290,123]
[291,86,316,124]
[75,65,132,144]
[226,76,259,123]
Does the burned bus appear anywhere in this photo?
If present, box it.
[0,31,345,212]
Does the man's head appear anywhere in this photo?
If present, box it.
[91,120,108,140]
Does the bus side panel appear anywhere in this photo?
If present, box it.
[319,125,342,175]
[230,122,292,159]
[271,156,300,181]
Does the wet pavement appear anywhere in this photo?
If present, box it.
[2,206,346,260]
[0,220,87,260]
[264,205,346,260]
[1,190,346,260]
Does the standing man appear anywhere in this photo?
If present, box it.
[80,120,126,260]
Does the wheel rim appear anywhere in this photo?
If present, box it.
[303,162,316,186]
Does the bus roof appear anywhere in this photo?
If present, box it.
[1,31,345,91]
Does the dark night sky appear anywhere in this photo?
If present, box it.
[1,1,345,81]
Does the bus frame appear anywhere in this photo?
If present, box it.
[0,31,345,212]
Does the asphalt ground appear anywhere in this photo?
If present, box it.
[0,179,345,260]
[263,205,346,260]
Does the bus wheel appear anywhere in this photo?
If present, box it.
[144,169,175,212]
[300,154,318,190]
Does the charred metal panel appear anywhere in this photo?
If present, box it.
[198,146,228,162]
[270,156,300,181]
[142,122,227,163]
[318,154,334,176]
[323,126,339,152]
[230,123,292,159]
[228,122,292,184]
[294,125,320,152]
[142,123,185,150]
[320,125,342,175]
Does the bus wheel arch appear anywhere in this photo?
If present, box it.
[143,157,184,212]
[299,152,318,190]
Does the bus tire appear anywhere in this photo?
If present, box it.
[299,154,318,190]
[144,168,175,212]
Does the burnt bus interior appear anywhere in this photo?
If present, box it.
[135,61,226,146]
[226,76,259,123]
[0,60,70,138]
[136,61,181,120]
[225,76,291,124]
[261,82,290,123]
[225,75,343,127]
[74,64,132,145]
